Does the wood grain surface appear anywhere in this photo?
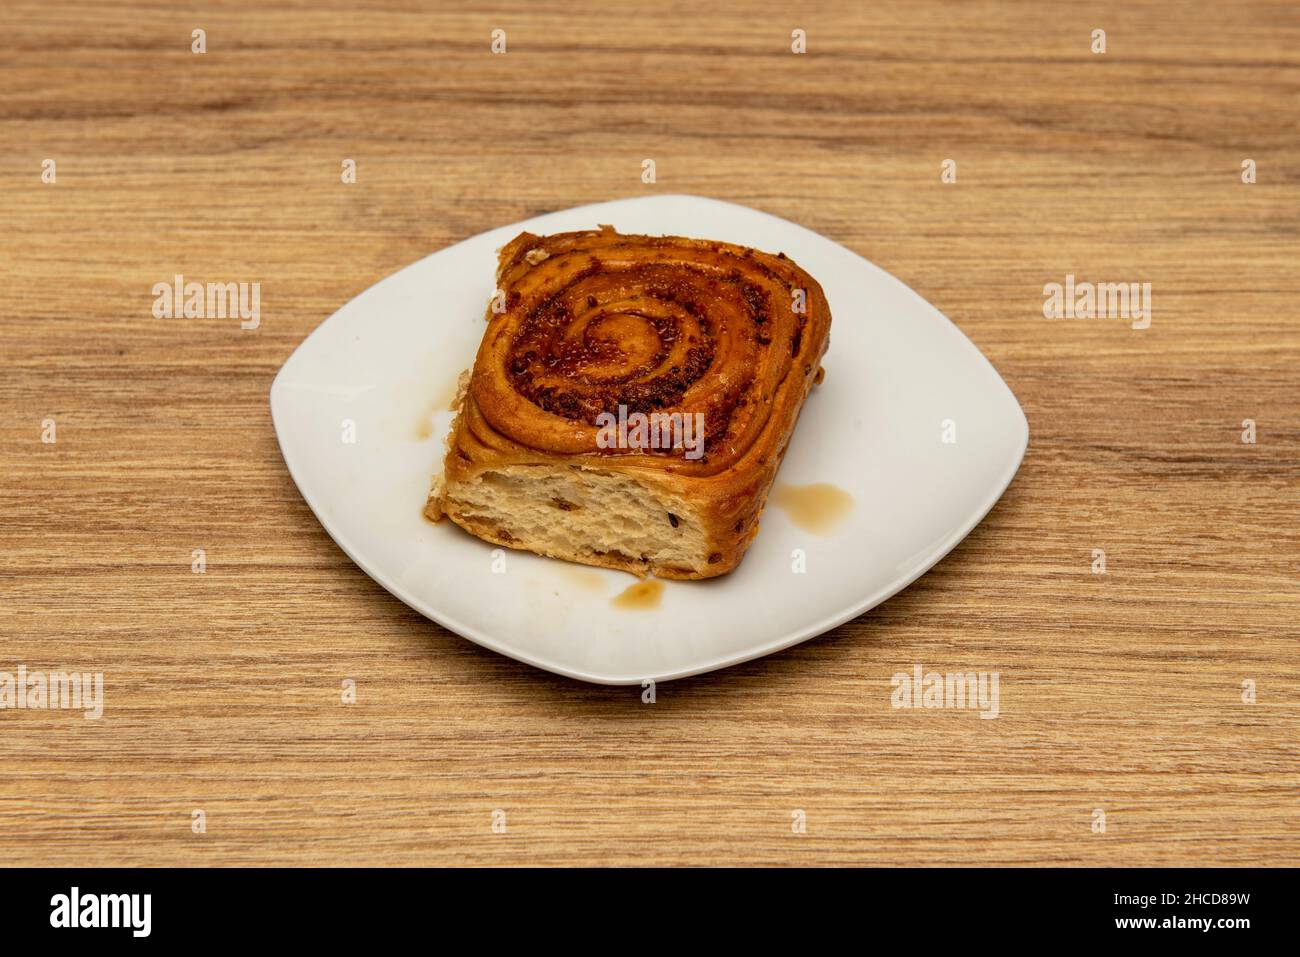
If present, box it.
[2,0,1297,867]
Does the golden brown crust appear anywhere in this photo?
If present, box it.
[432,226,832,579]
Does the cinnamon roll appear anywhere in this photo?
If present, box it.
[425,225,831,580]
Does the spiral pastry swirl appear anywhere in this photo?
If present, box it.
[429,225,831,579]
[458,225,830,477]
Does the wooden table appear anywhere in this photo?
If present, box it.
[2,1,1296,867]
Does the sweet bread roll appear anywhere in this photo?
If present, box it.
[425,225,831,579]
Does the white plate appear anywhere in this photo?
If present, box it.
[271,195,1028,684]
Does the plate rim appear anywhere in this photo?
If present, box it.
[270,193,1029,684]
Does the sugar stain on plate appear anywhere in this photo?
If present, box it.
[612,579,664,610]
[771,482,853,534]
[560,568,606,592]
[415,377,463,440]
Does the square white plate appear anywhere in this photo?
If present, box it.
[271,195,1028,684]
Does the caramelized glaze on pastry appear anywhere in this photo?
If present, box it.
[426,226,831,579]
